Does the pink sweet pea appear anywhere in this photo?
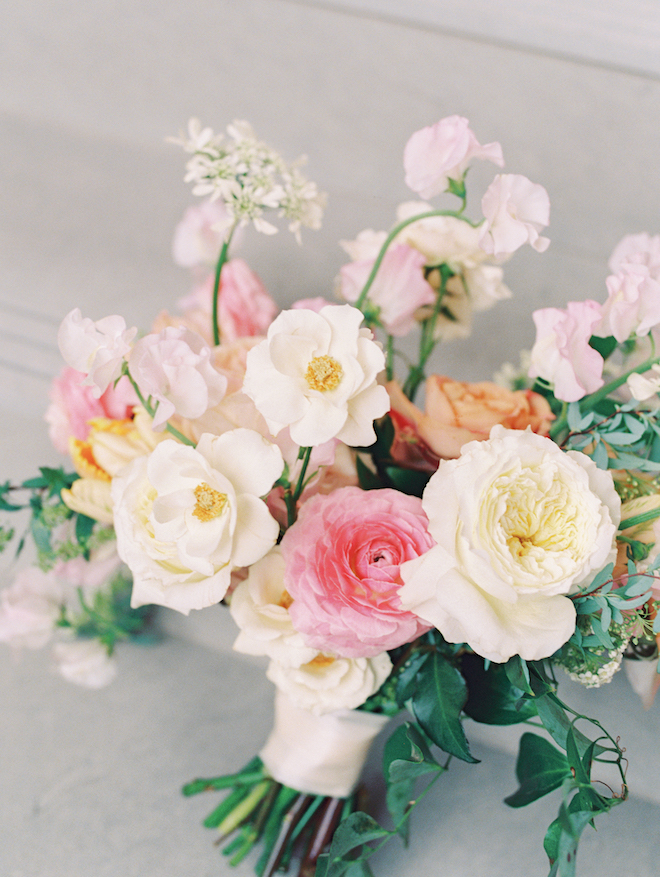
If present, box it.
[58,309,137,397]
[608,232,660,276]
[529,300,604,402]
[175,259,278,343]
[45,367,137,454]
[128,327,227,429]
[339,244,436,336]
[479,174,550,258]
[281,487,433,658]
[597,261,660,342]
[404,116,504,199]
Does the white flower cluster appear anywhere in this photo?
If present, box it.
[173,119,326,241]
[564,646,626,689]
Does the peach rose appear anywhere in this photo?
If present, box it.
[387,376,554,464]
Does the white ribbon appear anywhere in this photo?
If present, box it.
[259,691,390,798]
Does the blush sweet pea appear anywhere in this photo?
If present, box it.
[281,487,433,658]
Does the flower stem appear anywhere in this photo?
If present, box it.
[354,209,478,312]
[127,374,195,446]
[211,222,238,346]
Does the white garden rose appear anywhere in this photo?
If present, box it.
[399,426,620,663]
[242,305,389,447]
[266,651,392,716]
[230,547,317,667]
[111,429,283,614]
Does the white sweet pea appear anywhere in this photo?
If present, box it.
[230,547,317,667]
[0,567,62,649]
[242,305,389,447]
[128,327,228,430]
[58,309,137,397]
[111,429,284,614]
[399,426,620,663]
[479,174,550,258]
[266,651,392,716]
[627,364,660,401]
[52,639,117,689]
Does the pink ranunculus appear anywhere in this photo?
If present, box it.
[57,309,137,397]
[128,327,227,429]
[404,116,504,199]
[339,244,436,337]
[596,261,660,342]
[528,300,604,402]
[172,199,235,269]
[45,367,137,454]
[479,174,550,258]
[281,487,434,658]
[175,259,278,344]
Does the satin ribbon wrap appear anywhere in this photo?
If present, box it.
[259,691,390,798]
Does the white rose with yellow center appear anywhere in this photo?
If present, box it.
[399,425,620,663]
[242,305,389,447]
[111,429,283,614]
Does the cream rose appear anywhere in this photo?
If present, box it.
[399,426,620,662]
[111,429,283,614]
[266,651,392,716]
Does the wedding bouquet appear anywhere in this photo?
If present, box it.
[2,115,660,876]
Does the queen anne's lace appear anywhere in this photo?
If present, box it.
[172,119,326,242]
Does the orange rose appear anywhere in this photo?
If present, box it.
[386,376,554,464]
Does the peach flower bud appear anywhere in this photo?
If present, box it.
[386,376,554,463]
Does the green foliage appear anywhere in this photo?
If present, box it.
[462,654,537,725]
[410,650,478,763]
[504,733,571,807]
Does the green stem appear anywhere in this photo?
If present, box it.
[386,334,395,381]
[354,210,478,312]
[552,350,660,440]
[128,375,195,446]
[402,268,450,401]
[292,447,313,504]
[211,225,237,347]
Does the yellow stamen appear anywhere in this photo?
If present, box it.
[278,590,293,610]
[193,482,228,522]
[306,654,336,669]
[305,355,343,392]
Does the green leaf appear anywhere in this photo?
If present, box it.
[384,723,444,785]
[395,649,430,704]
[504,733,571,808]
[411,652,478,763]
[535,695,605,757]
[355,456,383,491]
[462,654,537,725]
[588,334,617,361]
[384,466,430,497]
[504,655,533,694]
[322,812,391,877]
[554,808,594,877]
[75,512,95,549]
